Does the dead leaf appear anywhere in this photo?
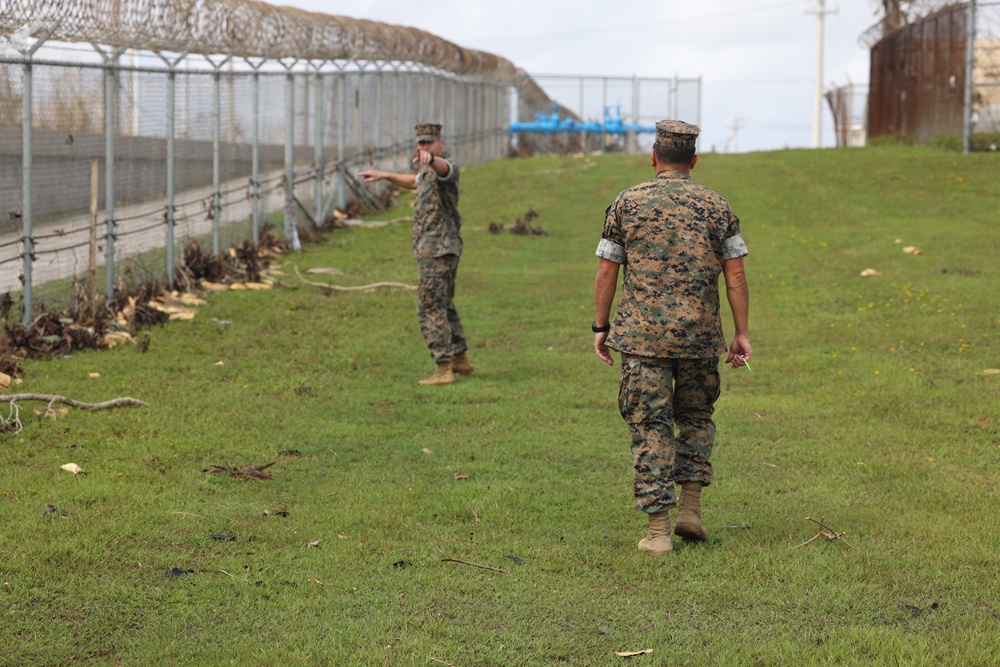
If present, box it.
[103,331,134,347]
[60,463,84,476]
[422,448,433,454]
[308,578,323,585]
[263,509,289,517]
[214,361,225,366]
[902,246,923,255]
[35,407,69,419]
[308,540,321,548]
[615,649,653,658]
[87,372,100,378]
[176,292,207,306]
[859,268,882,277]
[306,267,344,275]
[337,534,347,539]
[453,472,470,480]
[148,302,190,315]
[983,369,1000,375]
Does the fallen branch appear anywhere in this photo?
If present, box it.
[293,265,416,292]
[792,516,858,551]
[0,394,148,410]
[441,558,505,573]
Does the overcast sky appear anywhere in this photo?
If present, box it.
[278,0,881,153]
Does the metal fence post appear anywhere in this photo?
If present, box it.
[963,0,978,154]
[20,59,34,323]
[374,61,384,170]
[314,61,326,225]
[282,59,301,251]
[95,44,131,301]
[356,63,365,168]
[157,49,192,288]
[392,63,401,173]
[15,22,59,323]
[336,63,347,211]
[207,54,234,255]
[245,57,264,245]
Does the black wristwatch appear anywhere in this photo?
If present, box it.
[592,321,611,333]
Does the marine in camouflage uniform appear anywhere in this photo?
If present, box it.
[359,123,473,386]
[593,120,751,555]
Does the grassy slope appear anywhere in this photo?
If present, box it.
[0,147,997,666]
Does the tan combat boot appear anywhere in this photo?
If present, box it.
[637,511,673,556]
[451,352,474,376]
[418,362,455,386]
[673,482,708,541]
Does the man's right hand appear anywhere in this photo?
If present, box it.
[358,170,381,183]
[595,332,614,366]
[725,335,752,369]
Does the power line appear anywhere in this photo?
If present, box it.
[461,0,805,44]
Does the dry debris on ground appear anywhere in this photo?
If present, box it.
[488,209,547,236]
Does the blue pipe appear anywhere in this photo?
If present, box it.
[510,103,655,136]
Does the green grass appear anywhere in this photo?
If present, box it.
[1,146,998,666]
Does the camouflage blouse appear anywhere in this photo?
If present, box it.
[412,154,462,259]
[596,171,748,358]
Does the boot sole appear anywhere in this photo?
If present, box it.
[673,524,708,541]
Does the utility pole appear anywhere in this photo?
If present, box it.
[807,0,836,148]
[729,118,744,153]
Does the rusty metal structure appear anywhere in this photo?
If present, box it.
[868,4,970,141]
[864,1,1000,144]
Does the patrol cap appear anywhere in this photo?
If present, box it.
[654,120,700,150]
[415,123,443,142]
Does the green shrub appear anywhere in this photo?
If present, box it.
[925,133,963,151]
[866,133,915,146]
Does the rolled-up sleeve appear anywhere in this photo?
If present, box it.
[436,158,458,182]
[597,196,626,264]
[596,238,626,264]
[722,233,748,260]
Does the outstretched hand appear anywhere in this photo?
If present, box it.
[358,170,382,183]
[412,148,435,166]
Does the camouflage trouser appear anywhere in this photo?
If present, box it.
[416,254,468,364]
[618,354,721,514]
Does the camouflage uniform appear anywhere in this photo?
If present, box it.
[596,120,748,514]
[412,124,467,364]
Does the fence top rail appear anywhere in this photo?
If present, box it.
[532,73,701,83]
[0,0,519,82]
[0,50,512,84]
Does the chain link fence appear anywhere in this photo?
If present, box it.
[0,0,539,323]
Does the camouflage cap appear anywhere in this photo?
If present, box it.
[415,123,443,142]
[654,120,700,150]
